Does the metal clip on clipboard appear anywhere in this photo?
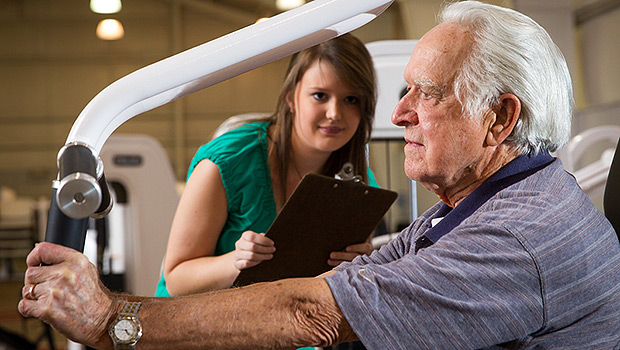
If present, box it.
[335,162,364,183]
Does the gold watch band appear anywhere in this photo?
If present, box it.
[120,301,141,318]
[117,344,135,350]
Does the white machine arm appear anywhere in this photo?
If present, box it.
[49,0,393,237]
[68,0,393,152]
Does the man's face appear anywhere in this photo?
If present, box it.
[392,23,490,195]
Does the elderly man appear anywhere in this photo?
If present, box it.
[19,1,620,349]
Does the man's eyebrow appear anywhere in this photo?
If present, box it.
[413,79,445,96]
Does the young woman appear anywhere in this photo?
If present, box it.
[156,33,378,297]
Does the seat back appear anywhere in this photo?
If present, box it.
[558,125,620,173]
[603,137,620,237]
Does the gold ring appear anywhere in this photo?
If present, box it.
[26,283,37,300]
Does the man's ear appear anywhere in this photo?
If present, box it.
[486,93,521,147]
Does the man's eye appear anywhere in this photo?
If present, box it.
[421,90,432,99]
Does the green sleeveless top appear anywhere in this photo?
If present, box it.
[155,121,378,297]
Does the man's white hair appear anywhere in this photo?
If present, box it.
[440,0,573,155]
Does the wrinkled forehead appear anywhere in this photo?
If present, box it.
[404,22,473,87]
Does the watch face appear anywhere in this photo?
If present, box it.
[114,319,137,342]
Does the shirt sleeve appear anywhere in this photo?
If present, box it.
[186,123,271,215]
[325,222,544,349]
[367,168,379,188]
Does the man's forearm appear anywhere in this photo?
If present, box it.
[129,276,356,349]
[18,243,357,350]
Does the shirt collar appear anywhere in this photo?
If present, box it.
[423,151,554,245]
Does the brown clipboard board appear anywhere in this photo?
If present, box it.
[234,173,397,287]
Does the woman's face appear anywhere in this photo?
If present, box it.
[287,60,362,159]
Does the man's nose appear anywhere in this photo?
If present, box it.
[391,95,417,126]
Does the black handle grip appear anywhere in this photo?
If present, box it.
[56,143,103,219]
[45,188,88,252]
[93,173,113,218]
[59,143,97,179]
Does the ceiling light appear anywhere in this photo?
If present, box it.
[275,0,305,11]
[90,0,122,14]
[96,19,125,40]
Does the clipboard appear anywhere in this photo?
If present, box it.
[234,173,397,286]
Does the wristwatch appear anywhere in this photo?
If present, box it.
[109,301,142,350]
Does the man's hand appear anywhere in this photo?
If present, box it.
[18,242,122,349]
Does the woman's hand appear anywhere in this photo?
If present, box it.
[233,231,276,270]
[327,242,373,267]
[18,242,121,349]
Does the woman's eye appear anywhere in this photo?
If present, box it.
[344,96,359,104]
[312,92,327,100]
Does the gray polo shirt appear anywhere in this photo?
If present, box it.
[326,155,620,349]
